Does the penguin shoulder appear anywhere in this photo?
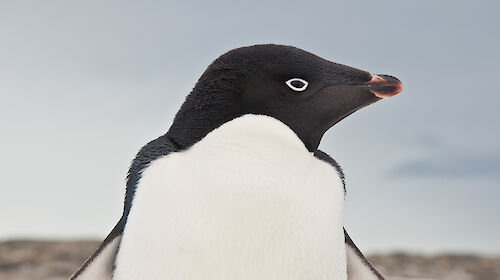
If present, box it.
[313,149,345,192]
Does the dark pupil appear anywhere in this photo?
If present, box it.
[290,80,305,88]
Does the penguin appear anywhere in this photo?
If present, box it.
[70,44,402,280]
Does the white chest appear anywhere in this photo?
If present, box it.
[113,115,346,280]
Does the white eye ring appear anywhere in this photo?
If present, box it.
[285,78,309,92]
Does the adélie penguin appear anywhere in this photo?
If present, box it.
[71,44,402,280]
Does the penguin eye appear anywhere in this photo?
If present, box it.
[285,78,308,92]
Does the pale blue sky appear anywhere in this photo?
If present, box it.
[1,0,499,255]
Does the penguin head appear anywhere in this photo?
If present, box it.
[168,44,402,151]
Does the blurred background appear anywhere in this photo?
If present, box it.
[0,1,498,279]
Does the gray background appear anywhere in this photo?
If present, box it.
[1,0,498,254]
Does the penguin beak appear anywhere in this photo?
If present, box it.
[359,74,403,98]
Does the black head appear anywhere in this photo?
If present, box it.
[167,44,402,151]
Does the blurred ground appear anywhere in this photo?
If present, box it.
[0,240,498,280]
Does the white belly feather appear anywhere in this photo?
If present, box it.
[113,115,346,280]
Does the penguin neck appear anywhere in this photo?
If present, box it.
[166,92,245,150]
[167,112,325,153]
[190,114,310,158]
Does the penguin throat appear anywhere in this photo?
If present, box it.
[189,114,310,157]
[167,111,327,153]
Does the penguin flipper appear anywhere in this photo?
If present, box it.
[313,150,383,279]
[70,219,125,280]
[345,228,385,280]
